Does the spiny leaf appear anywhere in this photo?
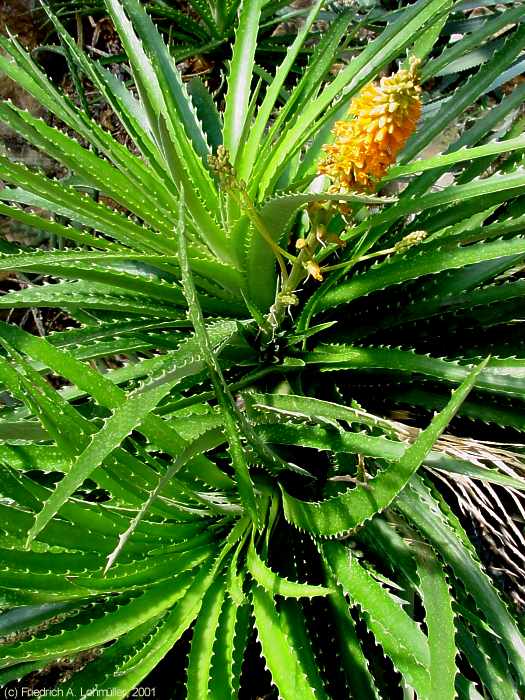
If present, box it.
[281,359,487,536]
[55,618,163,699]
[186,575,228,700]
[238,0,323,180]
[259,191,393,235]
[25,375,185,546]
[402,22,525,163]
[415,542,457,700]
[385,135,525,181]
[0,572,196,668]
[323,540,430,697]
[325,579,380,699]
[411,0,453,63]
[59,557,222,697]
[0,318,237,482]
[252,586,327,700]
[256,0,455,197]
[398,476,525,686]
[176,191,259,524]
[456,621,518,700]
[223,0,264,163]
[247,537,332,598]
[422,5,525,81]
[104,428,226,573]
[209,599,250,700]
[305,345,525,400]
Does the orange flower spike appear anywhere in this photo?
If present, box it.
[318,57,422,192]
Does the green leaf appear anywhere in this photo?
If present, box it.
[422,6,525,81]
[0,157,166,254]
[397,476,525,686]
[256,0,455,197]
[260,191,392,235]
[245,191,390,310]
[247,537,332,598]
[54,619,162,700]
[223,0,264,163]
[341,169,525,251]
[186,575,228,700]
[0,345,91,461]
[176,192,259,524]
[281,359,486,536]
[0,320,236,489]
[325,581,380,699]
[402,23,525,163]
[103,428,226,573]
[0,201,119,251]
[277,598,330,698]
[323,540,430,697]
[415,543,457,700]
[251,391,400,434]
[188,77,223,151]
[387,385,525,434]
[0,281,184,319]
[45,0,230,265]
[398,78,525,200]
[25,375,185,546]
[238,0,323,180]
[305,346,525,400]
[0,32,171,209]
[0,249,244,304]
[339,265,525,343]
[209,600,250,700]
[456,621,518,700]
[105,0,211,170]
[60,557,222,696]
[385,135,525,181]
[0,102,171,234]
[252,586,325,700]
[410,0,453,62]
[0,572,195,668]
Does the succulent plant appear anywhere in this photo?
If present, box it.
[0,0,525,697]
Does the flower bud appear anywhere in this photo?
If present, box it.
[394,230,427,253]
[304,259,323,281]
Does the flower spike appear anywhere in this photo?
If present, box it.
[319,57,422,192]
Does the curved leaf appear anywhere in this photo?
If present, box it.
[223,0,264,162]
[323,540,430,698]
[252,586,326,700]
[247,538,332,598]
[415,543,457,700]
[398,477,525,687]
[281,360,486,536]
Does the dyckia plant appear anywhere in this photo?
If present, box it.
[1,0,525,698]
[46,0,316,65]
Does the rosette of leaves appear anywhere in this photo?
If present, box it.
[0,0,525,698]
[44,0,325,65]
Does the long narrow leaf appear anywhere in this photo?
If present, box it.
[176,191,259,524]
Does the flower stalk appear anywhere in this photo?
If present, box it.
[211,59,423,342]
[261,58,425,338]
[266,203,331,336]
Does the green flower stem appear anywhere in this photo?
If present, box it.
[263,225,398,340]
[320,246,396,273]
[265,219,323,337]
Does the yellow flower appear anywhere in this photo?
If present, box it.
[318,58,422,192]
[304,259,323,281]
